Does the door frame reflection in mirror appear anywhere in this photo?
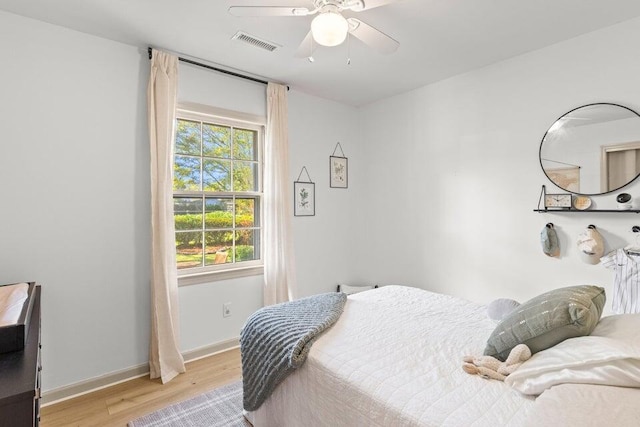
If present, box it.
[600,141,640,193]
[539,102,640,196]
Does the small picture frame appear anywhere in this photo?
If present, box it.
[330,156,348,188]
[294,181,315,216]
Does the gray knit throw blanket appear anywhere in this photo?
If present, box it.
[240,292,347,411]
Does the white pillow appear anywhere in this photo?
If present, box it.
[486,298,520,321]
[521,383,640,427]
[505,313,640,395]
[336,284,378,295]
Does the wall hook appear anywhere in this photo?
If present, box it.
[546,223,554,229]
[587,224,597,229]
[632,226,640,233]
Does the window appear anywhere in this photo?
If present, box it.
[173,106,263,282]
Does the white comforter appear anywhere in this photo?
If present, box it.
[246,285,534,426]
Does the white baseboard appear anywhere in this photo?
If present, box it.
[41,337,240,406]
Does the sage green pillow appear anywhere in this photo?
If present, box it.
[484,285,606,361]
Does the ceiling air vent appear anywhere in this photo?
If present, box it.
[232,31,281,52]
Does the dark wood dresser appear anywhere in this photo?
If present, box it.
[0,285,41,426]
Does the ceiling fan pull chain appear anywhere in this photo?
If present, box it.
[347,32,352,65]
[309,36,315,63]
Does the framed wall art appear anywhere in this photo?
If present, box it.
[330,142,348,189]
[294,167,315,216]
[545,166,580,193]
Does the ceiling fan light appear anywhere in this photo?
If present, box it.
[311,11,349,47]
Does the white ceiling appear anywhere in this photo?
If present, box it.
[2,0,640,106]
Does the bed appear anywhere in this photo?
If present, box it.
[244,285,640,426]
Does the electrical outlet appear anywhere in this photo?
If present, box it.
[223,302,232,318]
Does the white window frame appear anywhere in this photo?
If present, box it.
[174,102,265,286]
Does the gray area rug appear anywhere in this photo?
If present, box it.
[128,381,250,427]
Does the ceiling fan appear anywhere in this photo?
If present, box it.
[228,0,400,58]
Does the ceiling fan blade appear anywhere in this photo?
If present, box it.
[347,18,399,54]
[295,31,317,58]
[345,0,402,12]
[228,6,312,17]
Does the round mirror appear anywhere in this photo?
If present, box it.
[540,103,640,195]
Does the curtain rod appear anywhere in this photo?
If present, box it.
[148,47,288,89]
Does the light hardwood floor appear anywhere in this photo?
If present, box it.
[40,348,242,427]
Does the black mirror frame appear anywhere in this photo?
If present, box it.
[539,102,640,196]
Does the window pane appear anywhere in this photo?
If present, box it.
[203,159,231,191]
[235,198,258,227]
[204,231,233,265]
[174,155,201,191]
[174,114,263,272]
[233,161,257,191]
[203,123,231,158]
[205,198,233,229]
[175,120,201,155]
[234,128,257,160]
[176,231,203,269]
[174,197,203,230]
[234,229,259,262]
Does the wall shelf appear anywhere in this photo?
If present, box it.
[535,185,640,214]
[533,209,640,213]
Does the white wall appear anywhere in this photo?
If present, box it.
[356,16,640,311]
[0,11,151,392]
[288,91,362,297]
[0,10,362,392]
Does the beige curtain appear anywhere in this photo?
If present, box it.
[147,49,185,383]
[264,83,297,306]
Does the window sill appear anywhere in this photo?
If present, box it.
[178,265,264,287]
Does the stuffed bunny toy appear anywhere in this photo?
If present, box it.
[462,344,531,381]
